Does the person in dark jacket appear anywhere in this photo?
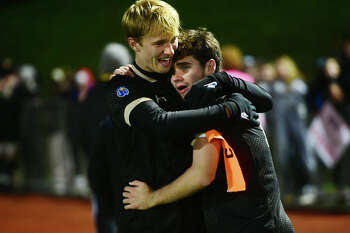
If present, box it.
[87,43,132,233]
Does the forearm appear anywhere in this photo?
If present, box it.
[150,138,220,207]
[129,100,235,138]
[123,139,220,210]
[150,166,208,207]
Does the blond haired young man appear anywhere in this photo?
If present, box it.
[108,1,268,233]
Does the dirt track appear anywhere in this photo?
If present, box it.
[1,194,349,233]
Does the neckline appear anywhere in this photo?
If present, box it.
[131,62,171,83]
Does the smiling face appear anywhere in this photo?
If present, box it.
[131,33,178,74]
[171,56,207,98]
[122,0,180,74]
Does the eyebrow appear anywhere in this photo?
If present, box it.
[151,39,168,45]
[175,61,191,67]
[151,36,177,45]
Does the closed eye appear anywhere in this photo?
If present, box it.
[152,39,167,46]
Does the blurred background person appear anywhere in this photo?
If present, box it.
[307,56,350,206]
[256,62,277,135]
[338,32,350,122]
[307,57,343,116]
[17,64,51,193]
[67,67,96,197]
[243,55,259,80]
[335,33,350,205]
[42,67,76,195]
[87,42,131,233]
[0,59,33,192]
[221,44,255,82]
[267,55,318,206]
[257,62,277,85]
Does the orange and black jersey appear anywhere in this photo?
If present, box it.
[185,74,294,233]
[199,126,294,233]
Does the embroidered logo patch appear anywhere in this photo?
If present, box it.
[204,81,217,88]
[241,112,249,120]
[115,87,129,97]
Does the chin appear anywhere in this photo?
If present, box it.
[180,92,187,99]
[156,66,171,74]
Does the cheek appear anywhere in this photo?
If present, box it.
[195,73,203,83]
[190,69,204,84]
[170,78,176,86]
[143,47,157,59]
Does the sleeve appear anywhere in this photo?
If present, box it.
[108,76,151,127]
[185,71,273,113]
[129,100,235,139]
[107,76,240,139]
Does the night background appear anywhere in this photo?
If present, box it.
[1,0,350,86]
[1,1,350,233]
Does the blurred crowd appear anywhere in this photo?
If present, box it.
[0,43,131,198]
[1,33,350,209]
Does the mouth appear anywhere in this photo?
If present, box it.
[158,57,172,67]
[176,84,189,95]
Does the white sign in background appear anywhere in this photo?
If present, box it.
[308,102,350,168]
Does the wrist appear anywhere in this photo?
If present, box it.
[148,190,158,208]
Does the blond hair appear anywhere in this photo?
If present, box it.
[221,45,243,70]
[276,55,304,84]
[122,0,180,43]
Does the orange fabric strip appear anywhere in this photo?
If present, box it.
[205,129,246,192]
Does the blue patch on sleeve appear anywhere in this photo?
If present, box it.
[115,87,129,97]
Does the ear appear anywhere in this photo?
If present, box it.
[127,37,141,53]
[204,59,216,76]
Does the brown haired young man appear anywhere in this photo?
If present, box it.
[122,28,295,233]
[108,1,271,233]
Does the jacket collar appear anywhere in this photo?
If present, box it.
[131,62,171,83]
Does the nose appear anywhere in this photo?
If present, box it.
[171,72,183,83]
[164,42,175,55]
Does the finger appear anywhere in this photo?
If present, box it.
[120,67,128,72]
[129,180,143,186]
[122,198,129,204]
[123,186,135,192]
[115,69,125,75]
[124,203,136,210]
[122,197,135,204]
[122,191,132,198]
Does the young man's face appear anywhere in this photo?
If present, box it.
[135,33,178,74]
[171,56,207,99]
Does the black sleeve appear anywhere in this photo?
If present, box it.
[129,100,236,139]
[185,71,273,112]
[107,76,240,139]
